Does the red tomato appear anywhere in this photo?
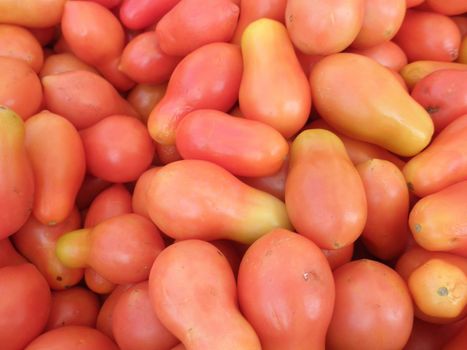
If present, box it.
[0,264,51,350]
[76,175,111,210]
[46,287,100,330]
[119,0,181,30]
[0,238,27,268]
[127,83,167,123]
[40,53,98,77]
[80,115,155,183]
[132,167,160,218]
[347,40,408,71]
[25,326,119,350]
[84,268,116,295]
[321,244,354,270]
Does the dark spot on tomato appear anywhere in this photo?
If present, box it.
[437,286,449,296]
[426,106,440,114]
[56,276,63,281]
[414,224,422,233]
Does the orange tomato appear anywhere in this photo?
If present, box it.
[425,0,467,15]
[310,53,434,156]
[131,167,160,219]
[238,228,335,350]
[351,0,406,48]
[12,208,83,290]
[112,282,179,350]
[176,109,289,177]
[156,0,239,56]
[84,268,116,295]
[400,60,467,89]
[0,24,44,72]
[285,129,367,249]
[145,160,291,244]
[393,10,461,62]
[327,259,413,350]
[0,57,42,120]
[147,43,242,145]
[149,240,262,350]
[239,19,311,138]
[403,114,467,197]
[285,0,365,55]
[46,287,100,330]
[347,40,408,71]
[156,143,183,164]
[0,0,66,28]
[321,244,354,270]
[0,106,34,240]
[40,53,99,77]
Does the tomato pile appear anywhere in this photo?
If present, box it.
[0,0,467,349]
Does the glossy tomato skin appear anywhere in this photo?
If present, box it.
[84,184,133,228]
[238,229,335,350]
[239,19,311,138]
[326,259,414,350]
[411,70,467,133]
[112,282,179,350]
[61,1,124,66]
[357,159,410,260]
[46,287,100,330]
[403,114,467,197]
[80,115,155,183]
[12,208,83,290]
[0,106,34,240]
[145,160,291,244]
[351,0,406,48]
[232,0,287,44]
[149,240,262,350]
[393,10,461,62]
[42,70,138,130]
[0,57,42,120]
[408,180,467,255]
[119,0,181,30]
[286,0,364,55]
[147,42,242,145]
[156,0,239,56]
[119,31,181,85]
[0,24,44,72]
[285,129,367,249]
[176,109,289,177]
[0,0,66,28]
[347,40,408,71]
[0,264,51,350]
[310,53,434,157]
[25,111,86,225]
[25,326,119,350]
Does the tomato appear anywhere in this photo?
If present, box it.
[238,229,335,350]
[25,326,119,350]
[232,0,287,44]
[61,1,125,66]
[84,268,116,295]
[239,19,311,138]
[95,55,136,92]
[28,27,57,47]
[351,0,406,48]
[411,70,467,133]
[155,143,183,164]
[145,160,291,244]
[40,53,99,77]
[285,0,364,55]
[147,42,242,145]
[46,287,100,330]
[149,240,262,350]
[127,84,167,123]
[80,115,155,183]
[356,159,410,260]
[83,0,122,8]
[425,0,467,15]
[321,244,354,270]
[112,282,179,350]
[132,167,161,219]
[0,107,34,240]
[84,184,132,228]
[76,175,111,210]
[443,321,467,350]
[285,129,366,249]
[326,259,413,350]
[176,109,288,177]
[119,0,181,30]
[347,40,408,71]
[459,36,467,64]
[120,31,181,84]
[310,53,434,157]
[0,238,27,268]
[408,180,467,255]
[295,51,325,77]
[406,0,425,8]
[452,16,467,36]
[42,70,138,129]
[156,0,239,56]
[209,240,243,277]
[25,111,86,225]
[400,60,467,89]
[56,213,165,284]
[0,57,42,120]
[0,0,66,28]
[12,208,83,290]
[96,284,134,339]
[0,264,51,350]
[403,114,467,197]
[393,10,461,62]
[0,24,44,72]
